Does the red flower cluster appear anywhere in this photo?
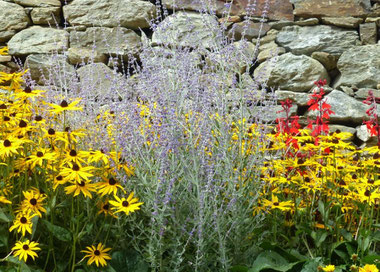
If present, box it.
[362,90,380,146]
[306,79,334,137]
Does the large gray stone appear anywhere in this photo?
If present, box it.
[254,53,330,92]
[275,90,310,106]
[276,25,359,56]
[0,1,30,42]
[31,6,61,25]
[152,12,223,49]
[24,54,76,87]
[8,26,69,55]
[321,17,363,29]
[67,48,107,65]
[63,0,156,29]
[307,90,374,124]
[70,27,141,57]
[14,0,61,6]
[76,63,131,99]
[360,23,377,45]
[334,45,380,89]
[228,21,271,40]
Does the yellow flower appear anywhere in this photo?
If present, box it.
[261,194,293,212]
[360,264,379,272]
[65,180,97,199]
[28,148,56,169]
[9,211,36,236]
[21,189,47,217]
[47,99,82,114]
[97,177,125,196]
[81,243,111,267]
[60,163,94,183]
[12,240,40,262]
[0,46,8,55]
[109,192,143,215]
[0,138,21,159]
[97,200,117,218]
[322,265,335,272]
[0,196,11,204]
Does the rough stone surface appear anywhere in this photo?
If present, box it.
[24,54,76,87]
[254,53,330,92]
[275,90,310,106]
[339,86,355,96]
[307,90,373,124]
[228,21,271,40]
[0,1,30,42]
[269,20,294,30]
[321,17,363,28]
[152,12,223,49]
[31,6,61,24]
[261,104,298,123]
[257,44,286,63]
[162,0,294,21]
[295,18,319,26]
[8,26,69,55]
[67,48,108,65]
[365,17,380,26]
[70,27,141,57]
[294,0,371,18]
[14,0,61,6]
[0,56,12,63]
[63,0,156,29]
[356,124,377,144]
[355,88,380,99]
[76,63,130,98]
[359,23,377,45]
[334,45,380,89]
[311,51,338,71]
[276,25,359,56]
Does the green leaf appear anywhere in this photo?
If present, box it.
[6,256,31,272]
[260,242,301,262]
[230,265,249,272]
[0,208,11,223]
[43,220,71,242]
[110,250,149,272]
[248,251,301,272]
[361,255,380,265]
[300,258,322,272]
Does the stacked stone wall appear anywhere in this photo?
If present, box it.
[1,0,380,145]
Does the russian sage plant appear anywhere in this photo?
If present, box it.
[17,0,278,270]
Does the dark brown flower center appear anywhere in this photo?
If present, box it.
[69,150,77,157]
[37,151,43,157]
[365,190,371,197]
[78,181,85,187]
[109,178,117,185]
[122,200,129,207]
[48,128,55,135]
[23,244,29,250]
[374,152,380,160]
[72,164,80,171]
[56,175,63,181]
[3,116,10,122]
[368,178,374,184]
[24,86,32,93]
[103,204,109,210]
[19,120,27,128]
[3,140,11,147]
[60,100,68,107]
[20,217,27,224]
[0,104,7,109]
[94,250,100,256]
[273,202,279,206]
[35,115,43,121]
[30,198,37,206]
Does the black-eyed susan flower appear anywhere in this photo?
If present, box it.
[28,148,56,169]
[9,211,36,236]
[60,163,94,183]
[64,180,97,199]
[48,99,82,114]
[0,196,11,204]
[14,86,45,101]
[109,192,143,215]
[97,200,117,218]
[81,243,111,267]
[0,138,21,159]
[21,189,47,217]
[97,177,125,196]
[261,194,293,212]
[321,265,335,272]
[12,240,40,262]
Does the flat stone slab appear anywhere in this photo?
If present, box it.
[294,0,371,18]
[63,0,156,29]
[8,26,69,55]
[276,25,359,56]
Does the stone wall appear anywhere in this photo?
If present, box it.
[1,0,380,145]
